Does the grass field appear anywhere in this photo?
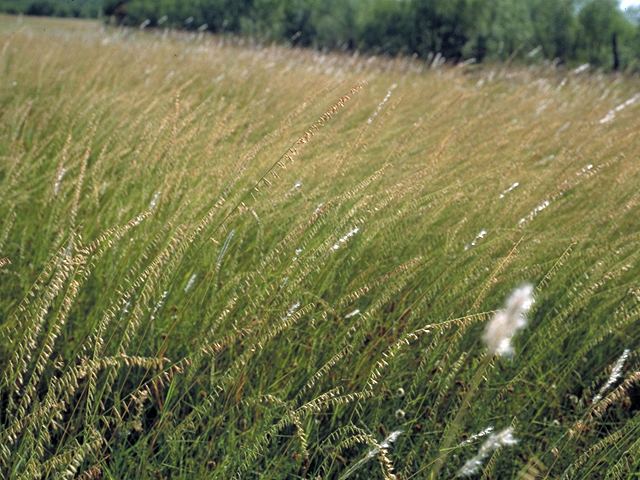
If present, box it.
[1,14,640,479]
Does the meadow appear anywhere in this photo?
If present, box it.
[1,14,640,479]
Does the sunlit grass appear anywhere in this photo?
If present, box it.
[1,14,640,479]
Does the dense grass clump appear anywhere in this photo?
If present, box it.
[1,15,640,479]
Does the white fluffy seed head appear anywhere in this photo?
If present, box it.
[366,429,403,459]
[345,309,360,319]
[483,284,534,357]
[457,427,518,477]
[148,191,161,210]
[592,348,631,403]
[184,273,197,293]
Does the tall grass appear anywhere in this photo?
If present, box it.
[1,15,640,479]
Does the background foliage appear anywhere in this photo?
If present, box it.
[1,0,640,69]
[0,0,100,17]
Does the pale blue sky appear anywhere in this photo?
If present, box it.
[620,0,640,9]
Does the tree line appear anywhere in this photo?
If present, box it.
[2,0,640,70]
[0,0,101,17]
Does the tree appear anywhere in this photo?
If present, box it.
[529,0,577,62]
[411,0,476,61]
[25,1,54,16]
[577,0,629,68]
[357,0,414,55]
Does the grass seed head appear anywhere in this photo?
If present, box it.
[483,284,534,357]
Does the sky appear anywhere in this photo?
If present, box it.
[620,0,640,9]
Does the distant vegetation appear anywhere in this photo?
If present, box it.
[1,0,639,70]
[106,0,640,70]
[0,0,100,17]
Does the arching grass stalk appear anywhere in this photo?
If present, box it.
[431,284,534,477]
[429,353,494,479]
